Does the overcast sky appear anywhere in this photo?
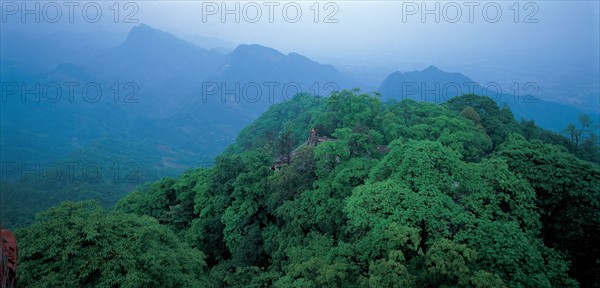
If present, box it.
[2,1,599,97]
[142,2,598,63]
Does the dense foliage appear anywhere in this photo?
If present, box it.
[16,201,207,287]
[15,91,599,287]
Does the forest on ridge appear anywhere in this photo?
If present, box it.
[14,91,600,287]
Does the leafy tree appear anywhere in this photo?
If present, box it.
[565,115,594,151]
[267,145,317,213]
[346,139,576,287]
[221,149,273,266]
[233,93,325,154]
[274,233,358,288]
[446,94,519,149]
[564,114,600,163]
[324,89,382,130]
[208,263,280,288]
[368,250,416,287]
[498,134,600,286]
[16,201,207,287]
[520,118,537,139]
[407,115,492,161]
[116,168,207,231]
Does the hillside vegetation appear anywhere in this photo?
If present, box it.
[16,91,600,287]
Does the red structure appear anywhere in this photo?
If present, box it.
[308,128,317,145]
[1,229,17,288]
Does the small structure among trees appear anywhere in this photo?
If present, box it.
[272,128,337,170]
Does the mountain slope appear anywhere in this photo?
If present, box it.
[0,29,126,73]
[378,66,599,132]
[80,24,226,115]
[200,44,357,117]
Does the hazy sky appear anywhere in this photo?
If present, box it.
[2,1,599,100]
[4,1,598,59]
[142,2,598,62]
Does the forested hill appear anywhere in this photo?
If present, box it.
[16,91,600,287]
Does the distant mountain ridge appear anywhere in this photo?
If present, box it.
[3,23,594,173]
[2,23,597,228]
[204,43,357,112]
[0,24,358,209]
[378,66,599,132]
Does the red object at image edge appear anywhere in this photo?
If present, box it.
[1,229,17,288]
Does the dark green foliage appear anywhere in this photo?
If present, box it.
[563,114,600,164]
[446,94,519,149]
[233,93,325,155]
[16,201,207,287]
[497,134,600,286]
[116,168,207,231]
[15,91,598,287]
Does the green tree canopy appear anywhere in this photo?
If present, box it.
[16,201,207,287]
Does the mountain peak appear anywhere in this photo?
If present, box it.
[132,23,153,31]
[423,65,441,72]
[127,23,163,39]
[230,44,285,61]
[379,65,475,101]
[123,24,194,50]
